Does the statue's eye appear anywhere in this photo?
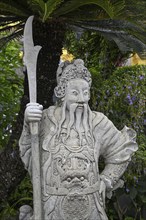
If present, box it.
[72,90,78,96]
[84,91,88,96]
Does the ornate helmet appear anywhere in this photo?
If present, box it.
[54,59,92,98]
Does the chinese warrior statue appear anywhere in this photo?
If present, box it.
[19,59,138,220]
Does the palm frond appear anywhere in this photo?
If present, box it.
[125,0,146,20]
[76,19,146,34]
[0,0,30,13]
[111,34,146,59]
[28,0,64,22]
[0,17,24,29]
[0,21,24,33]
[54,0,125,19]
[0,28,23,48]
[0,1,29,17]
[0,16,20,23]
[112,0,125,18]
[55,0,125,18]
[42,0,64,21]
[70,20,146,58]
[55,5,110,21]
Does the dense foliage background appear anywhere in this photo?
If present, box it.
[0,40,23,149]
[0,32,146,219]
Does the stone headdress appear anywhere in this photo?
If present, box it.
[54,59,92,98]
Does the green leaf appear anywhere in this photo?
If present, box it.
[28,0,64,21]
[112,0,125,17]
[42,0,64,21]
[0,2,28,17]
[54,0,125,19]
[54,0,113,17]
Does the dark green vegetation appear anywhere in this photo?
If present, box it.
[0,40,23,148]
[0,0,146,219]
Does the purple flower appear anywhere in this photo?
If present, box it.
[131,96,136,102]
[129,100,133,105]
[115,91,120,96]
[126,93,133,105]
[127,93,131,99]
[139,75,144,80]
[128,86,132,90]
[113,86,117,89]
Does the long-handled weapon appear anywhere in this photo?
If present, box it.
[23,16,42,220]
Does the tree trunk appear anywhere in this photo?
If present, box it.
[0,18,65,202]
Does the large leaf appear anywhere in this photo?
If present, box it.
[0,3,27,17]
[28,0,64,22]
[70,19,146,58]
[124,0,146,25]
[0,28,23,48]
[54,0,125,19]
[0,0,30,17]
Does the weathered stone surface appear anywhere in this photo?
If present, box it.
[19,205,33,220]
[19,59,138,220]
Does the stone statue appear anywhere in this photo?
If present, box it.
[19,59,138,220]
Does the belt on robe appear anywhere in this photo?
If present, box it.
[46,181,100,196]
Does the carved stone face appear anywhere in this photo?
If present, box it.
[65,78,90,111]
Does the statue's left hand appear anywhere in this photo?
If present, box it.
[101,176,113,190]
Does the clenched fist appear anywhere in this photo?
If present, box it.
[25,103,43,123]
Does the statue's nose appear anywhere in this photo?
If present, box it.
[78,93,84,103]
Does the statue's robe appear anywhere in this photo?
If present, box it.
[19,106,138,220]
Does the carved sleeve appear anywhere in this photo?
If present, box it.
[19,120,32,176]
[94,113,138,191]
[100,162,129,190]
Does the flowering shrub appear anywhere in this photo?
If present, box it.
[91,65,145,132]
[90,64,146,219]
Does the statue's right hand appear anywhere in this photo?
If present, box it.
[25,103,43,123]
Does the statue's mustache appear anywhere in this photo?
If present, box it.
[71,102,87,107]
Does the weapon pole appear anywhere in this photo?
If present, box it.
[23,16,42,220]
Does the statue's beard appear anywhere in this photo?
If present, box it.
[57,101,93,145]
